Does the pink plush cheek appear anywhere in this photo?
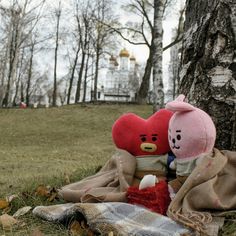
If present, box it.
[168,113,205,159]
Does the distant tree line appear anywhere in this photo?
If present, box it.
[0,0,184,108]
[0,0,118,107]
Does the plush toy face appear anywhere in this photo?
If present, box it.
[166,95,216,160]
[112,109,173,156]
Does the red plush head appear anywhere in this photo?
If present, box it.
[112,109,173,156]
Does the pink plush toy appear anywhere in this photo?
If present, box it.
[166,94,216,193]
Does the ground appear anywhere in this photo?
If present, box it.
[0,104,153,235]
[0,104,235,235]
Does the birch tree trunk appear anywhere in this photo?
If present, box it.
[82,50,90,102]
[93,45,100,101]
[26,43,34,107]
[152,0,165,111]
[2,10,23,107]
[179,0,236,150]
[67,44,80,105]
[137,48,153,104]
[75,50,86,103]
[52,1,61,107]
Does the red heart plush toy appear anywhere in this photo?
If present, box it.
[112,109,173,215]
[112,109,173,156]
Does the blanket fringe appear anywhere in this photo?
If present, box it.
[168,208,212,235]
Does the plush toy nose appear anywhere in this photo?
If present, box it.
[140,143,157,153]
[172,138,176,144]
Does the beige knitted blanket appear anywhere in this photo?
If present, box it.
[168,148,236,235]
[33,148,236,235]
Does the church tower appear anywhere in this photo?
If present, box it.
[119,48,129,71]
[129,55,136,71]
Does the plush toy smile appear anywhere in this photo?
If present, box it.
[112,109,173,156]
[140,143,157,152]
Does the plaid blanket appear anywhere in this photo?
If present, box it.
[33,202,190,236]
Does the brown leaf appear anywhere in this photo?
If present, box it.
[69,221,86,236]
[2,206,12,214]
[0,199,9,209]
[22,191,32,199]
[47,192,58,202]
[64,173,71,184]
[69,220,94,236]
[30,228,44,236]
[0,214,18,230]
[35,185,50,197]
[80,220,88,229]
[87,229,95,236]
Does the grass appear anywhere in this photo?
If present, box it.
[0,103,153,235]
[0,103,235,235]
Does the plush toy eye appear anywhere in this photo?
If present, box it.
[152,137,157,141]
[141,137,146,142]
[169,135,171,140]
[177,134,181,140]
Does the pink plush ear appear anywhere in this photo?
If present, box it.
[166,94,195,112]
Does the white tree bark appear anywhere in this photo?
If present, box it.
[152,0,165,111]
[179,0,236,150]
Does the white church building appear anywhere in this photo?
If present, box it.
[97,48,142,102]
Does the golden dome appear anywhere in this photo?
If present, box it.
[119,48,130,57]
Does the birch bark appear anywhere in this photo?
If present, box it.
[179,0,236,150]
[152,0,165,111]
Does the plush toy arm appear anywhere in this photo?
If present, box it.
[168,184,176,200]
[169,161,176,170]
[139,175,159,190]
[167,152,176,170]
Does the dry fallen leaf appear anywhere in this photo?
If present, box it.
[64,173,71,184]
[2,206,12,214]
[47,192,58,202]
[0,199,9,210]
[69,220,94,236]
[0,214,18,230]
[35,185,59,202]
[13,206,32,218]
[35,185,50,197]
[69,221,86,236]
[30,228,44,236]
[6,194,18,203]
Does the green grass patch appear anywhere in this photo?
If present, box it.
[0,104,153,235]
[0,103,235,235]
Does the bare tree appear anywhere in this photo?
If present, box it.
[67,41,80,104]
[91,0,118,101]
[108,0,184,104]
[82,47,91,102]
[12,47,26,106]
[1,4,23,107]
[74,1,92,103]
[0,0,45,107]
[25,36,35,106]
[152,0,165,111]
[52,0,62,107]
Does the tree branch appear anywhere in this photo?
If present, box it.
[163,36,183,51]
[163,6,185,51]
